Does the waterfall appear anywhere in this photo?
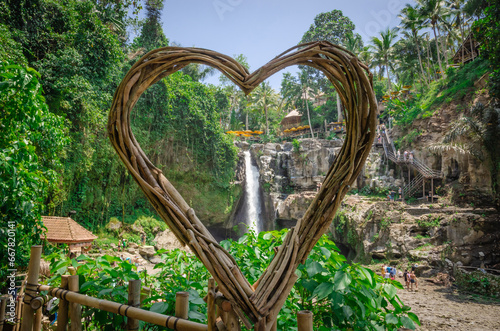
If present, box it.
[243,150,263,233]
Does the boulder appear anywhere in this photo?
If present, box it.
[149,256,163,265]
[139,245,156,258]
[129,242,138,249]
[105,218,122,232]
[127,247,137,254]
[110,243,117,250]
[154,228,185,251]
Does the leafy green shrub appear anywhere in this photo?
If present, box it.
[43,229,420,330]
[292,139,301,154]
[416,216,441,229]
[133,215,167,235]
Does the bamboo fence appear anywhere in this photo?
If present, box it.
[6,246,315,331]
[107,41,377,330]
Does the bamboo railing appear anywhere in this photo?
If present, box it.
[8,246,314,331]
[107,41,377,330]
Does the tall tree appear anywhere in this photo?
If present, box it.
[417,0,451,78]
[250,82,279,135]
[300,10,357,92]
[133,0,168,52]
[399,4,429,85]
[370,27,398,91]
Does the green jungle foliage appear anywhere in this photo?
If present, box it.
[475,2,500,101]
[383,59,490,131]
[0,0,238,225]
[42,230,420,330]
[0,63,68,287]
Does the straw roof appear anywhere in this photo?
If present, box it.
[280,110,302,126]
[42,216,97,243]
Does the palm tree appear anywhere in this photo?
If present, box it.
[399,4,429,85]
[343,33,363,54]
[299,72,316,138]
[250,81,279,135]
[417,0,452,78]
[370,27,398,90]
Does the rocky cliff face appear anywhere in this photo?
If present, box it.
[330,195,499,275]
[247,139,400,226]
[391,89,495,205]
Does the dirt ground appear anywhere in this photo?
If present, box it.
[397,278,500,330]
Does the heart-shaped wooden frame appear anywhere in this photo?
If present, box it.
[108,41,376,330]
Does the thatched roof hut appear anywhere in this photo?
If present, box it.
[280,110,302,130]
[41,216,97,253]
[452,32,480,64]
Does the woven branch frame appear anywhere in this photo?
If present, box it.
[108,41,377,330]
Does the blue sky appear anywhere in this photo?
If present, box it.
[155,0,410,89]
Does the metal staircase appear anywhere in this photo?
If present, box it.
[380,129,442,198]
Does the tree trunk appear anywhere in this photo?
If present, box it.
[432,24,445,79]
[336,92,343,122]
[385,56,392,91]
[303,89,314,139]
[264,103,269,135]
[414,33,429,86]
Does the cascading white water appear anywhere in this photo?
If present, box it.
[243,150,262,233]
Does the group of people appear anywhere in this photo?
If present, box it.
[397,150,414,163]
[382,265,419,291]
[403,266,419,291]
[388,186,404,201]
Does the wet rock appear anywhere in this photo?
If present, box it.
[139,245,156,258]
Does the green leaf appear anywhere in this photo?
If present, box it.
[400,316,416,330]
[306,261,325,277]
[312,282,334,300]
[407,312,421,326]
[319,247,331,259]
[263,233,272,240]
[385,313,398,324]
[333,270,352,291]
[150,302,169,314]
[383,283,397,299]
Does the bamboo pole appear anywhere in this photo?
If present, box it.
[0,294,8,331]
[20,245,42,331]
[127,280,141,331]
[33,309,42,331]
[175,292,189,320]
[207,279,216,331]
[37,286,207,331]
[68,276,82,331]
[57,275,69,331]
[67,267,76,276]
[297,310,313,331]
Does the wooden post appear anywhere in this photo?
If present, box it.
[20,245,42,331]
[127,279,141,331]
[175,292,189,320]
[68,275,82,331]
[423,178,425,200]
[57,275,69,331]
[33,309,42,331]
[0,294,9,331]
[431,178,434,202]
[297,310,313,331]
[207,279,215,331]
